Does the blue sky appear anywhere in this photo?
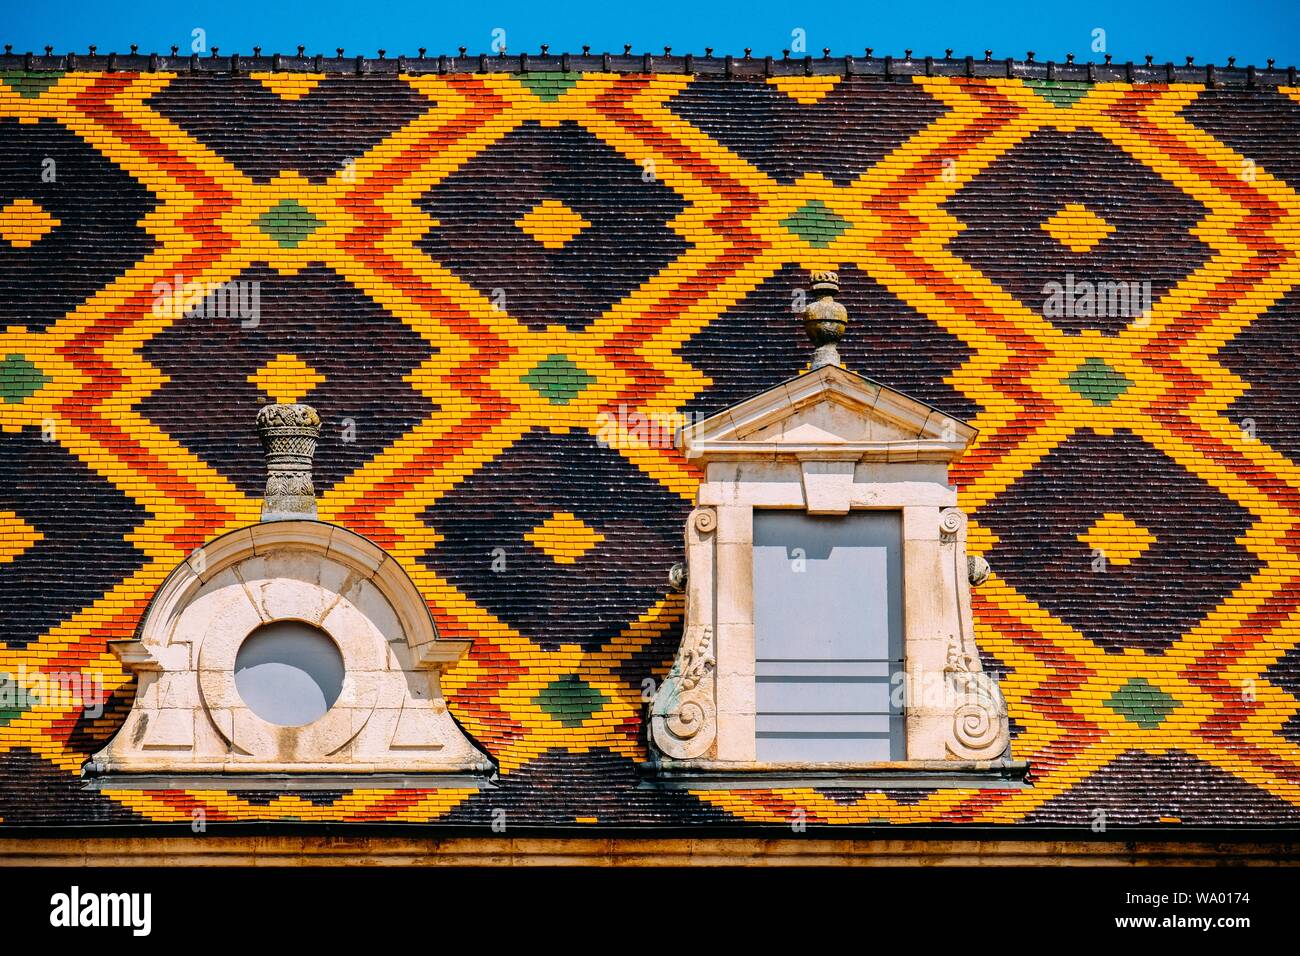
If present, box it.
[4,0,1299,67]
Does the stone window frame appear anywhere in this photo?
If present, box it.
[89,519,495,789]
[647,365,1028,789]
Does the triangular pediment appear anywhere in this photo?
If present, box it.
[681,365,976,463]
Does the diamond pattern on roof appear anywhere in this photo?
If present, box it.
[1,72,1298,826]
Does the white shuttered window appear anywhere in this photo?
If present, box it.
[752,510,904,762]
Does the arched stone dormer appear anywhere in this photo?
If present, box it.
[90,520,493,786]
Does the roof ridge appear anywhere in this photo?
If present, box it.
[1,49,1297,86]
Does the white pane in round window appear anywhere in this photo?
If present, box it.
[234,621,345,727]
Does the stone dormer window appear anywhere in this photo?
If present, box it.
[88,403,493,789]
[647,273,1027,789]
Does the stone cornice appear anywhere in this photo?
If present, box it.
[1,833,1296,866]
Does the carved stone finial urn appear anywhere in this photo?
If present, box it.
[804,270,848,370]
[256,402,321,521]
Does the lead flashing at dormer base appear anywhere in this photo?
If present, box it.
[82,771,498,792]
[641,758,1031,790]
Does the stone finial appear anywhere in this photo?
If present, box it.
[804,270,848,370]
[256,402,321,521]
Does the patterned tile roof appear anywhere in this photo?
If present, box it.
[0,68,1298,827]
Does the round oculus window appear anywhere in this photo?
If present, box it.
[234,621,345,727]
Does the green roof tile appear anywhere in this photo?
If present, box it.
[1107,677,1180,730]
[1064,357,1132,405]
